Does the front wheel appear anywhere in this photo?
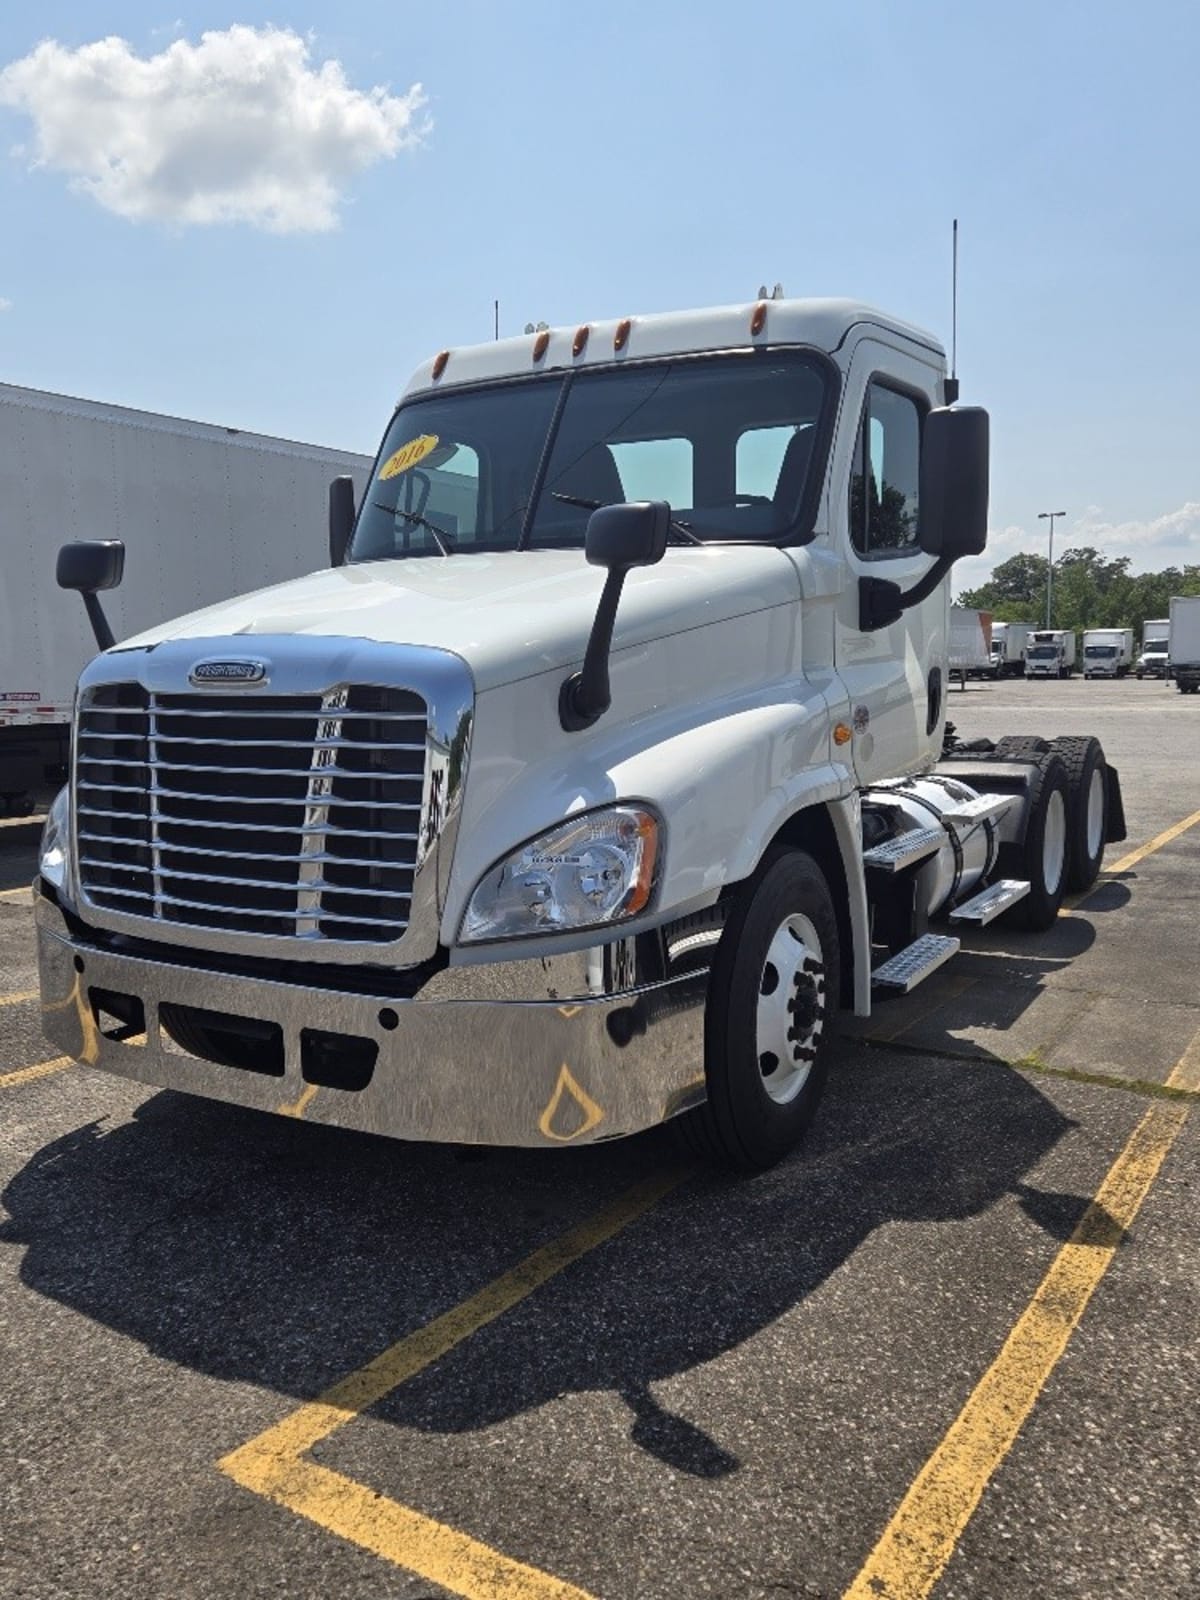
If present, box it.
[674,849,839,1171]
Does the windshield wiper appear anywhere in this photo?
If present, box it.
[372,503,455,557]
[549,491,704,546]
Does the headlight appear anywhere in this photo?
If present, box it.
[460,805,660,943]
[39,785,71,892]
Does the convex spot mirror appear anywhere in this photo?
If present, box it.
[918,406,989,561]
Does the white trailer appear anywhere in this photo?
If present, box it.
[1169,596,1200,694]
[1136,618,1171,679]
[1081,628,1134,678]
[1025,629,1077,678]
[0,382,371,808]
[949,605,992,682]
[989,621,1034,677]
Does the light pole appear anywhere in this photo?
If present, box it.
[1038,510,1066,628]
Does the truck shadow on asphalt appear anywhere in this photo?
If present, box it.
[0,1018,1121,1481]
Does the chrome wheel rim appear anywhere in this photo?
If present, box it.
[1086,766,1105,859]
[756,913,825,1105]
[1043,789,1067,894]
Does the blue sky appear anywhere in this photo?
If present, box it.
[1,2,1197,590]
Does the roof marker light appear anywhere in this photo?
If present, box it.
[750,301,768,336]
[431,350,450,380]
[533,329,551,362]
[573,324,590,357]
[614,318,632,352]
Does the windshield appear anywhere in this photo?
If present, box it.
[1028,645,1058,659]
[1084,645,1117,658]
[1144,641,1168,654]
[349,352,830,561]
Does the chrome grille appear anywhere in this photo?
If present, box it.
[75,683,428,942]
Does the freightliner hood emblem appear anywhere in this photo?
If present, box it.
[188,658,269,687]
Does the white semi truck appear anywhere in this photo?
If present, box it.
[35,298,1126,1171]
[949,605,992,682]
[1169,596,1200,694]
[1081,628,1134,679]
[988,621,1034,678]
[1025,629,1077,679]
[1136,619,1171,679]
[0,381,371,810]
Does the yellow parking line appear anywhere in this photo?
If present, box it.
[1059,805,1200,917]
[0,1055,73,1089]
[0,989,39,1008]
[1106,807,1200,874]
[842,1027,1200,1600]
[220,1168,685,1598]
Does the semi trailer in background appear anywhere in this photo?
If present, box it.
[1081,628,1134,679]
[1169,596,1200,694]
[949,605,992,682]
[0,381,371,808]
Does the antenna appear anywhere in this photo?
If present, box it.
[944,219,960,405]
[494,299,499,341]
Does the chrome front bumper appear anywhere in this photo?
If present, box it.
[36,896,710,1147]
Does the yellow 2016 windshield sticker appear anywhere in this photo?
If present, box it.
[379,433,440,480]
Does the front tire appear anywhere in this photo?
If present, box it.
[675,849,839,1172]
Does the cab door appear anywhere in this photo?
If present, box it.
[830,336,948,785]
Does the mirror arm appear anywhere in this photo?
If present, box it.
[859,555,954,633]
[82,593,116,653]
[559,568,627,731]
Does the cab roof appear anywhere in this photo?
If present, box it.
[402,298,945,399]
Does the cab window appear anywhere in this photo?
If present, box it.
[849,383,922,558]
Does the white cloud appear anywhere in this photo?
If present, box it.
[954,501,1200,595]
[0,296,11,311]
[0,26,429,233]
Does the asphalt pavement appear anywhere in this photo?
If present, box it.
[1,674,1197,1600]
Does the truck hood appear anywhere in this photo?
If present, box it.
[117,547,801,693]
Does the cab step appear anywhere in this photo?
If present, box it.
[948,878,1030,926]
[939,793,1016,828]
[872,932,960,994]
[862,826,944,873]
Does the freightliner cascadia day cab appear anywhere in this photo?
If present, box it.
[37,299,1126,1170]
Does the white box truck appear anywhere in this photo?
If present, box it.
[1025,629,1077,678]
[1169,596,1200,694]
[988,621,1033,677]
[1135,619,1171,678]
[35,297,1126,1172]
[1081,628,1134,678]
[0,382,371,809]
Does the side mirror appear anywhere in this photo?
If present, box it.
[918,406,989,560]
[329,476,357,567]
[584,500,670,571]
[57,540,125,594]
[57,540,125,651]
[561,502,670,731]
